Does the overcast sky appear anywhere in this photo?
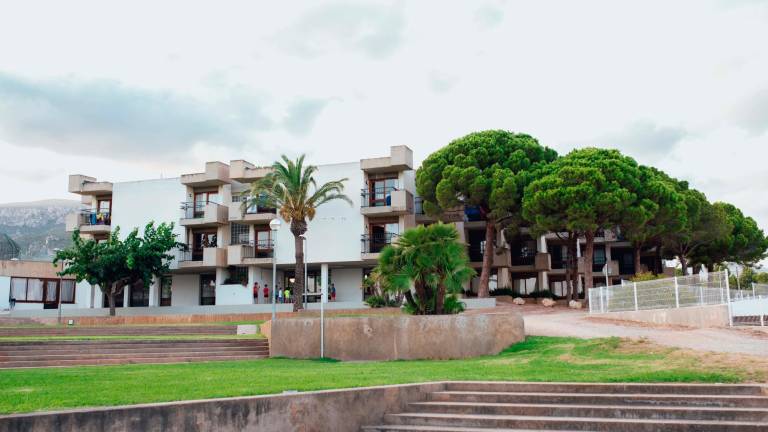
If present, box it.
[0,0,767,231]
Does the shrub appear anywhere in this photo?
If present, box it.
[631,271,663,282]
[365,295,400,308]
[443,295,466,314]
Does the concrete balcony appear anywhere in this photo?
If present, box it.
[227,242,274,266]
[68,175,112,195]
[360,189,413,217]
[177,247,227,271]
[228,202,277,224]
[361,233,397,261]
[471,247,511,268]
[229,160,273,183]
[65,210,112,235]
[180,162,230,187]
[179,202,228,227]
[360,145,413,173]
[534,252,552,272]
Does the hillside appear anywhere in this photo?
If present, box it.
[0,199,80,260]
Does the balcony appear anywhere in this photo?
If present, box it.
[176,246,227,271]
[468,243,510,267]
[179,202,228,227]
[65,210,112,235]
[360,145,413,173]
[180,162,230,187]
[68,175,112,195]
[227,240,274,266]
[592,258,619,276]
[229,160,273,183]
[360,187,413,216]
[534,252,551,272]
[361,233,397,260]
[228,195,277,223]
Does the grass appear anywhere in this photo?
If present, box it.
[0,336,759,415]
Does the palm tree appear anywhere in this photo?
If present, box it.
[245,155,351,311]
[377,223,475,315]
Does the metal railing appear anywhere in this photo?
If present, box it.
[414,196,425,215]
[361,233,398,254]
[231,194,277,214]
[79,210,111,226]
[241,240,275,259]
[588,271,732,313]
[180,201,224,219]
[361,186,400,208]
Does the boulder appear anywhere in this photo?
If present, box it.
[512,297,526,305]
[568,300,583,309]
[541,298,556,307]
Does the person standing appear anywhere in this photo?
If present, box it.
[277,286,283,304]
[330,283,336,302]
[252,281,260,304]
[262,283,269,304]
[284,287,291,305]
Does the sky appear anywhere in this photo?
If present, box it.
[0,0,767,232]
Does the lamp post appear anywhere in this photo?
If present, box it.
[299,234,308,309]
[269,218,282,321]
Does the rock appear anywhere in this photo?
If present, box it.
[237,324,258,335]
[569,300,583,309]
[541,298,556,307]
[512,297,526,305]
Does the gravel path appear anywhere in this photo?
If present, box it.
[516,305,768,356]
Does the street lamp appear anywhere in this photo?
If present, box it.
[269,218,282,321]
[299,234,308,309]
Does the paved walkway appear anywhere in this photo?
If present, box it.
[516,305,768,356]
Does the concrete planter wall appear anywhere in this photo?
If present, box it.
[265,312,524,361]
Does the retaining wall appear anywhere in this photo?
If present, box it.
[592,304,730,328]
[266,311,524,360]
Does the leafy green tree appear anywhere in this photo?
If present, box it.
[662,189,731,274]
[416,130,557,297]
[376,223,475,315]
[692,203,768,268]
[54,222,181,316]
[621,166,687,275]
[246,155,351,312]
[523,148,651,295]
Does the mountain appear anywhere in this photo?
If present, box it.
[0,199,80,261]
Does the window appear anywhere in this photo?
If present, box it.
[367,177,398,207]
[192,231,218,259]
[129,281,149,307]
[160,276,172,306]
[193,191,220,217]
[200,274,216,305]
[230,223,250,245]
[226,267,248,285]
[9,278,76,304]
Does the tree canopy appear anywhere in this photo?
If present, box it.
[416,130,557,297]
[691,202,768,268]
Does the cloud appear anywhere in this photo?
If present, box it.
[474,5,504,28]
[0,72,273,161]
[594,121,688,163]
[283,98,331,136]
[428,71,457,94]
[275,2,406,59]
[731,89,768,135]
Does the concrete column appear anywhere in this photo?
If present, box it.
[321,263,329,302]
[148,279,159,307]
[537,271,549,291]
[537,235,547,253]
[123,285,129,308]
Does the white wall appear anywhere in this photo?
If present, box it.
[111,178,186,240]
[172,274,199,306]
[273,162,365,266]
[331,267,363,302]
[74,280,92,308]
[0,276,9,310]
[216,284,252,305]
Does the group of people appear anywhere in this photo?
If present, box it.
[251,281,337,304]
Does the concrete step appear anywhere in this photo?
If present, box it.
[0,354,269,368]
[382,412,768,431]
[0,326,237,336]
[0,340,268,350]
[0,349,269,361]
[407,401,768,422]
[0,345,267,356]
[429,391,768,408]
[364,426,572,432]
[444,382,768,396]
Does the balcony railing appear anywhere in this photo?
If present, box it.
[511,250,536,266]
[361,186,399,208]
[231,194,277,215]
[414,196,425,215]
[241,240,275,259]
[361,233,398,254]
[593,256,607,272]
[79,210,111,226]
[180,201,224,219]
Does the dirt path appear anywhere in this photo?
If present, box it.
[513,305,768,356]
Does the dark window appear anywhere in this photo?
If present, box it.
[551,245,565,269]
[592,246,607,272]
[230,223,250,245]
[103,289,125,308]
[467,229,486,262]
[510,237,536,266]
[10,278,76,304]
[200,274,216,305]
[226,267,248,285]
[160,276,172,306]
[129,281,150,307]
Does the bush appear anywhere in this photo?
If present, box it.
[631,271,663,282]
[365,295,399,308]
[527,290,555,299]
[490,287,517,297]
[443,295,466,314]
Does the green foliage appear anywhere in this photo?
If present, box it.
[692,202,768,267]
[630,271,664,282]
[53,222,182,316]
[442,295,466,314]
[363,295,400,308]
[376,223,475,315]
[246,154,351,311]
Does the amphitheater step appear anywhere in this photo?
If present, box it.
[362,382,768,431]
[0,339,269,368]
[0,325,238,337]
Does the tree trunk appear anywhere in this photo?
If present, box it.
[478,220,495,298]
[107,286,116,317]
[679,255,688,276]
[435,282,446,315]
[583,231,595,305]
[654,244,662,275]
[413,281,428,314]
[290,221,308,312]
[633,246,642,276]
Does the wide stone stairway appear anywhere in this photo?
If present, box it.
[0,324,237,337]
[363,382,768,431]
[0,338,269,368]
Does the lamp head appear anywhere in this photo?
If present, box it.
[269,218,282,231]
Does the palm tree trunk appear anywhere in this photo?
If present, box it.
[478,220,495,298]
[290,221,307,312]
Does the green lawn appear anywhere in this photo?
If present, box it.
[0,336,757,415]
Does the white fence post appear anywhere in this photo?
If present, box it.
[599,286,605,313]
[725,269,733,327]
[674,276,680,308]
[760,297,765,327]
[633,282,639,311]
[699,284,704,306]
[719,273,724,303]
